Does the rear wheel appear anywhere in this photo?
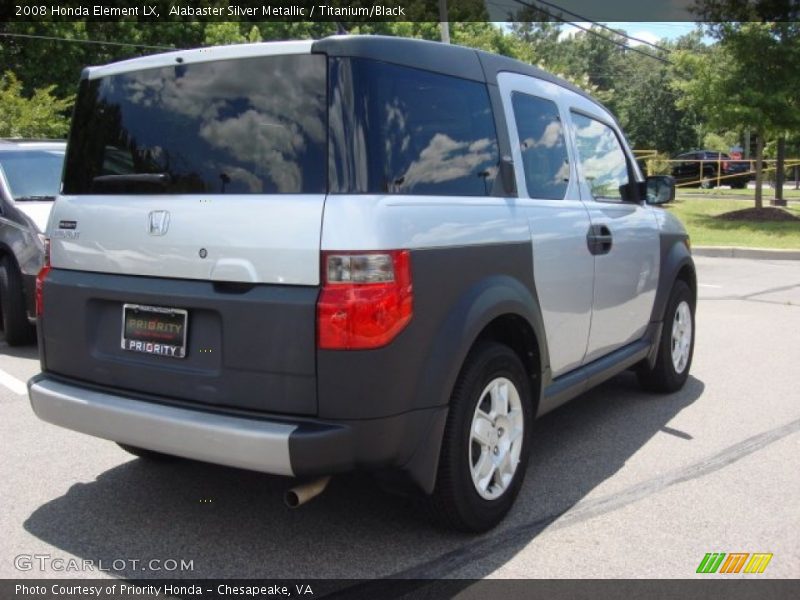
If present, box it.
[426,342,532,532]
[0,256,35,346]
[117,443,178,462]
[638,280,695,393]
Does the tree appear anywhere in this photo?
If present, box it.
[0,71,73,138]
[672,22,800,207]
[610,35,702,155]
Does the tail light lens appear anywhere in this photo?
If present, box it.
[722,161,729,169]
[35,238,51,317]
[317,250,413,349]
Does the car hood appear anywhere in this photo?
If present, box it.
[14,202,53,232]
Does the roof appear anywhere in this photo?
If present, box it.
[312,35,601,106]
[80,34,602,110]
[0,139,67,150]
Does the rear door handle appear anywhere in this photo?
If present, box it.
[587,224,613,255]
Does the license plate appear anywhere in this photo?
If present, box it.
[121,304,188,358]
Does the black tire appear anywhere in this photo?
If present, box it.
[731,180,748,189]
[0,256,35,346]
[425,342,532,532]
[638,280,695,393]
[117,443,178,462]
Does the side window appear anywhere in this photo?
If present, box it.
[328,58,500,196]
[511,92,569,199]
[570,112,630,202]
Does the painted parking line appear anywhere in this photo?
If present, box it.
[0,368,27,395]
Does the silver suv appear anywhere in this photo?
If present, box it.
[28,36,695,532]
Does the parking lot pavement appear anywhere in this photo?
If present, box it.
[1,256,798,580]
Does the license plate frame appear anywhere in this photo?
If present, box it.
[121,303,188,359]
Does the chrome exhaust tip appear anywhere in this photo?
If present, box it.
[284,476,331,508]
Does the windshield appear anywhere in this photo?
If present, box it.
[63,54,327,195]
[0,150,64,200]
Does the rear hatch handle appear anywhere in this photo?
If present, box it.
[91,173,171,193]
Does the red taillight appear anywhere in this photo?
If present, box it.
[317,250,413,350]
[722,161,729,169]
[35,238,51,317]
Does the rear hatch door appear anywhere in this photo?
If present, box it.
[43,46,328,416]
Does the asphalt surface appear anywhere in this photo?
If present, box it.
[1,256,798,580]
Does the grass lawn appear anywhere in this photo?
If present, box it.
[678,187,800,200]
[665,197,800,249]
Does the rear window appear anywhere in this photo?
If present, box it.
[63,54,327,195]
[0,149,64,200]
[329,58,500,196]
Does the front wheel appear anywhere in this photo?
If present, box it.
[638,280,695,393]
[426,342,532,532]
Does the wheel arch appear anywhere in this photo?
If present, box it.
[403,274,548,494]
[651,235,696,324]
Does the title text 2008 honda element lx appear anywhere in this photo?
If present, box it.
[29,36,695,531]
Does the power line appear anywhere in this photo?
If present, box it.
[522,0,673,53]
[0,31,174,51]
[508,0,673,65]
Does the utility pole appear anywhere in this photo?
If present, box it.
[439,0,450,44]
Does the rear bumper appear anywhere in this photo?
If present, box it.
[28,376,346,477]
[28,374,445,482]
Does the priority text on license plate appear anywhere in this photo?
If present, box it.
[121,304,188,358]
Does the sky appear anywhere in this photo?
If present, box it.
[560,22,707,45]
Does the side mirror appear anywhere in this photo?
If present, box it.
[645,175,675,205]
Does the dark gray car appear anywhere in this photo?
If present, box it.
[0,139,66,345]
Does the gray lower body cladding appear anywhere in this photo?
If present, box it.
[34,242,538,488]
[39,269,318,415]
[29,373,447,479]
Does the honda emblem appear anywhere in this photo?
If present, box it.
[147,210,170,236]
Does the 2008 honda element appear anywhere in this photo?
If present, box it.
[29,35,695,532]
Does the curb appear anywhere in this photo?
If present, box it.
[692,246,800,260]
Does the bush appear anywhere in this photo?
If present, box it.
[0,71,73,138]
[645,153,672,176]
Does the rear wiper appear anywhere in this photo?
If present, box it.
[14,195,56,201]
[92,173,171,186]
[91,173,172,193]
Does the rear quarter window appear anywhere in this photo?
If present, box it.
[63,54,327,195]
[329,58,500,196]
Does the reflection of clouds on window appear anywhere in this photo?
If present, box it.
[521,120,563,150]
[326,57,500,196]
[199,109,303,193]
[399,134,495,190]
[216,165,264,193]
[512,93,569,199]
[553,161,570,185]
[351,59,499,196]
[82,55,327,194]
[571,112,627,201]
